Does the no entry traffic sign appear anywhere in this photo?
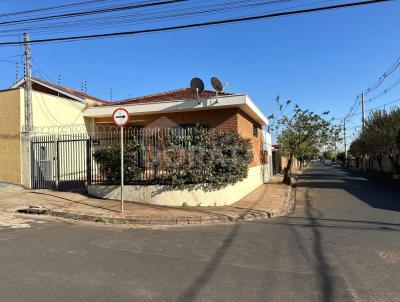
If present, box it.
[112,107,129,127]
[111,107,129,213]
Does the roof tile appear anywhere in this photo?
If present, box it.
[109,88,231,106]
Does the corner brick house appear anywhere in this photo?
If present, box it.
[84,88,269,169]
[83,87,272,206]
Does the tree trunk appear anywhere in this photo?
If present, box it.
[377,154,384,174]
[395,153,400,175]
[388,155,396,177]
[282,155,293,185]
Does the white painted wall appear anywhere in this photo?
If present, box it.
[88,165,265,206]
[262,128,273,181]
[20,89,85,131]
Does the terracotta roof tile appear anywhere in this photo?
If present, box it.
[31,77,108,104]
[108,88,232,106]
[21,78,232,106]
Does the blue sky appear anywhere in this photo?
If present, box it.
[1,0,399,138]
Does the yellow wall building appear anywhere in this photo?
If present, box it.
[0,78,104,186]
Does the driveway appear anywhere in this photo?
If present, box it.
[0,166,399,301]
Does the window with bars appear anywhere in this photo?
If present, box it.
[253,124,258,137]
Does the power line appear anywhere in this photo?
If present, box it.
[0,0,300,36]
[0,0,390,47]
[366,76,400,103]
[352,98,400,117]
[0,0,115,18]
[363,55,400,96]
[0,0,188,26]
[332,97,400,122]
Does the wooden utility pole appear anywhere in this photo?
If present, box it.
[23,33,33,132]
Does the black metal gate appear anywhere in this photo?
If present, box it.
[30,127,208,191]
[31,134,89,191]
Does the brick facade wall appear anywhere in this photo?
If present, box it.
[93,107,263,167]
[236,110,262,167]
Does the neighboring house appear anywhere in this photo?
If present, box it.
[272,144,300,175]
[0,77,105,185]
[0,78,272,206]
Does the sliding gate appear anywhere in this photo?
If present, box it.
[31,134,89,191]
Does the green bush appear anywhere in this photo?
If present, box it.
[93,126,253,189]
[93,140,143,183]
[163,127,253,189]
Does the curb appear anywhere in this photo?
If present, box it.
[16,180,296,226]
[17,206,233,225]
[16,205,274,226]
[271,169,304,217]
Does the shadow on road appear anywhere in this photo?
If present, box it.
[303,190,334,302]
[177,190,273,301]
[296,168,400,212]
[177,223,241,302]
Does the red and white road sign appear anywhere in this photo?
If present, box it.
[112,108,129,127]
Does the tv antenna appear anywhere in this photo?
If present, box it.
[190,77,204,104]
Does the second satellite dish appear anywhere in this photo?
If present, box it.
[211,77,224,92]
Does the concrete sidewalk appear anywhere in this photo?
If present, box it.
[0,175,293,226]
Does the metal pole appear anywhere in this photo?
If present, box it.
[120,126,124,213]
[23,33,33,132]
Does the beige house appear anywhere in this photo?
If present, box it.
[0,78,105,186]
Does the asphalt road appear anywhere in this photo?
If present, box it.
[0,166,399,302]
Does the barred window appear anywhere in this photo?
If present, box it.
[253,124,258,137]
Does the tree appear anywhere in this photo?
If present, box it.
[349,108,400,176]
[323,150,334,160]
[326,124,343,160]
[336,151,346,165]
[271,98,334,184]
[295,141,319,167]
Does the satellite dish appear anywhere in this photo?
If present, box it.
[190,77,204,94]
[211,77,224,92]
[190,77,204,104]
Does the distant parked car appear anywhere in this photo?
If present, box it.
[324,159,332,166]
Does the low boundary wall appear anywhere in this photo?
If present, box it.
[88,165,268,206]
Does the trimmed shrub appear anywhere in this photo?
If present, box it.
[163,127,253,189]
[93,140,143,183]
[93,126,253,189]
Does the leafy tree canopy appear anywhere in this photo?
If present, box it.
[270,97,336,184]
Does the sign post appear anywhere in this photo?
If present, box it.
[112,108,129,213]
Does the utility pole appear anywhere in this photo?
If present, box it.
[23,33,33,132]
[343,119,347,166]
[361,92,365,130]
[361,92,366,171]
[15,62,19,84]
